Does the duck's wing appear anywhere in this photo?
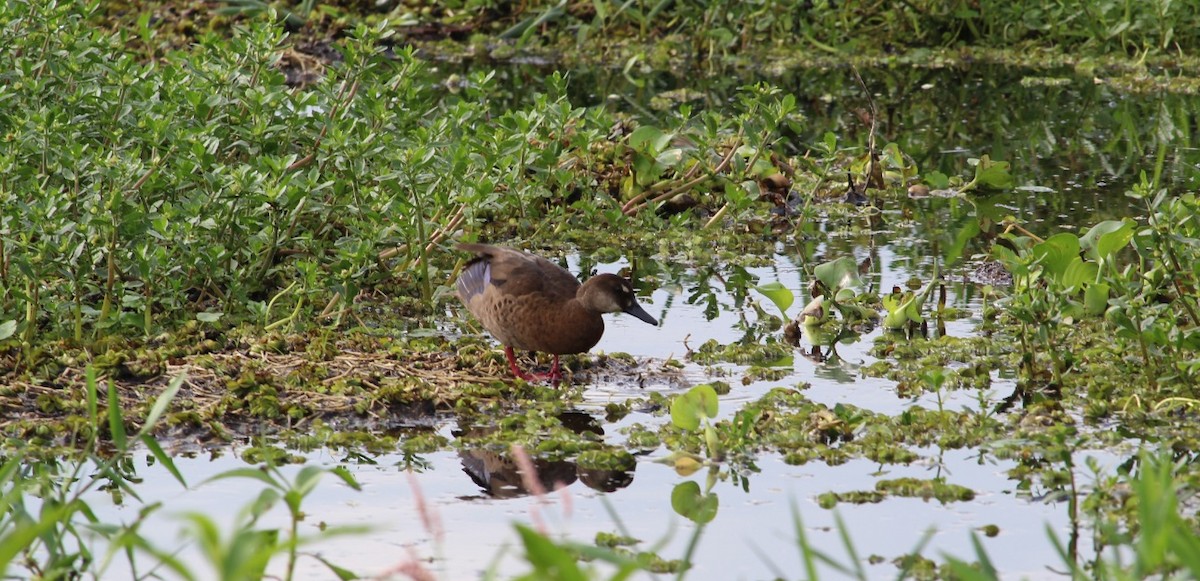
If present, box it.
[456,243,579,302]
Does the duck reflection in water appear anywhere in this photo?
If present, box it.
[455,411,636,498]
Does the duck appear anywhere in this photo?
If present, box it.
[456,243,658,384]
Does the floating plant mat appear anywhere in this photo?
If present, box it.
[0,334,688,449]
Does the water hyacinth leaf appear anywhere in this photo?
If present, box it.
[883,265,939,329]
[671,481,719,524]
[881,142,916,181]
[674,455,702,476]
[990,243,1027,277]
[798,295,826,325]
[692,384,719,419]
[969,155,1014,189]
[1096,221,1136,262]
[945,219,980,267]
[767,354,795,368]
[1080,219,1127,253]
[814,257,864,294]
[753,281,794,318]
[704,424,722,460]
[1084,283,1110,316]
[835,301,879,324]
[905,295,925,323]
[1032,233,1081,281]
[671,384,719,431]
[925,170,950,189]
[1060,257,1097,292]
[671,395,701,431]
[882,290,910,329]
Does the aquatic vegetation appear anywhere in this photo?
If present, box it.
[0,367,366,580]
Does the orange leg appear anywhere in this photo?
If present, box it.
[504,346,536,381]
[503,347,563,385]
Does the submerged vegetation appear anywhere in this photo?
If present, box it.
[2,0,1200,579]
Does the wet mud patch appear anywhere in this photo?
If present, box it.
[572,353,691,391]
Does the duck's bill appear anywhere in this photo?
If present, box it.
[624,302,658,326]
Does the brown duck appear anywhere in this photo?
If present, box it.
[456,243,658,383]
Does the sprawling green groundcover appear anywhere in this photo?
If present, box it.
[5,1,1200,579]
[208,0,1200,63]
[0,0,815,366]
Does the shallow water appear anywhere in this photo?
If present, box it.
[89,441,1128,579]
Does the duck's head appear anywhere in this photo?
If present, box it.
[579,274,658,326]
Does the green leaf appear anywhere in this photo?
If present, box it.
[196,311,223,323]
[142,436,188,488]
[329,466,362,491]
[753,282,795,318]
[671,394,701,431]
[86,366,99,433]
[204,468,281,489]
[670,481,719,524]
[691,384,718,419]
[247,488,281,521]
[628,125,670,154]
[882,264,939,329]
[107,378,127,450]
[1079,219,1127,253]
[1032,233,1081,281]
[822,131,837,152]
[925,171,950,189]
[139,373,185,437]
[515,524,588,581]
[670,384,719,431]
[656,147,685,168]
[293,465,326,497]
[1060,258,1097,292]
[970,155,1014,189]
[1096,222,1136,262]
[310,554,360,581]
[0,320,15,340]
[813,257,864,294]
[1084,283,1110,317]
[882,290,912,330]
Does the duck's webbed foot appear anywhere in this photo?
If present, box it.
[504,348,563,385]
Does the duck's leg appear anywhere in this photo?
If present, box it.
[546,355,562,385]
[504,346,536,381]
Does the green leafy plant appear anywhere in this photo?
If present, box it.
[0,367,185,578]
[670,384,721,464]
[752,281,795,321]
[882,263,939,331]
